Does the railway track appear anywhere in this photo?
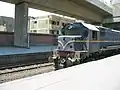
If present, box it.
[0,63,55,83]
[0,60,49,70]
[1,48,120,83]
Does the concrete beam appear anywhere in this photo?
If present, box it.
[86,0,112,15]
[14,2,29,48]
[0,0,113,22]
[28,0,103,22]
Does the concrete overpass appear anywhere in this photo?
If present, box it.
[0,0,113,48]
[1,0,112,22]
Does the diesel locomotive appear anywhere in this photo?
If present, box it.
[49,22,120,69]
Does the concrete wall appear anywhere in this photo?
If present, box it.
[0,32,57,46]
[0,32,13,46]
[29,33,57,45]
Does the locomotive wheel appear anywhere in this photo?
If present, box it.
[65,59,73,68]
[55,58,65,70]
[57,63,64,70]
[48,56,54,63]
[73,59,80,65]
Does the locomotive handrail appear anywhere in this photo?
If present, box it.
[63,40,74,50]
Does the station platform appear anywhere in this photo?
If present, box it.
[0,54,120,90]
[0,45,56,67]
[0,45,56,56]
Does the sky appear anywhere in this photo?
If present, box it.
[0,0,111,18]
[0,1,52,18]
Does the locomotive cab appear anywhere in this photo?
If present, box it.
[50,22,100,69]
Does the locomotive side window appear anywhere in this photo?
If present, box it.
[92,31,97,40]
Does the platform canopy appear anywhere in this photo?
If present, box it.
[0,0,113,23]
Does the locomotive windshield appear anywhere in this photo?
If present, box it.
[61,23,88,36]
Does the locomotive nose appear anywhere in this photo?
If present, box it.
[57,35,83,51]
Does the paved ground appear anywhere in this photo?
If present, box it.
[0,54,120,90]
[0,45,56,55]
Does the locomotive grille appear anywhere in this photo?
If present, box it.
[57,50,75,57]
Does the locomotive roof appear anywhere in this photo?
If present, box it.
[68,22,99,31]
[96,26,111,30]
[96,26,120,33]
[111,29,120,33]
[81,22,99,31]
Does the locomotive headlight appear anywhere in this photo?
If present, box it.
[70,45,73,48]
[63,37,65,40]
[57,45,61,49]
[58,46,60,49]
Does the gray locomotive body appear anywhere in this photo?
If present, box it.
[50,22,120,69]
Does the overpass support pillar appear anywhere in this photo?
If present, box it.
[14,2,29,48]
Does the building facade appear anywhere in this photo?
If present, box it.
[0,25,6,31]
[30,15,75,35]
[0,16,14,32]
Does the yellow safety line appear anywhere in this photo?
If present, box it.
[74,40,120,43]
